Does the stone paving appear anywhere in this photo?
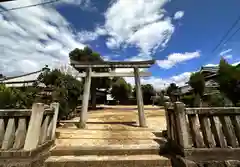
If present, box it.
[56,105,166,148]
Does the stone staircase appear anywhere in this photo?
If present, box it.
[45,128,171,167]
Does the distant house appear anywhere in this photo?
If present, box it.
[0,66,49,88]
[180,63,240,96]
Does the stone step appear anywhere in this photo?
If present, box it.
[56,129,162,140]
[57,124,153,130]
[51,144,164,156]
[55,138,166,147]
[45,155,172,167]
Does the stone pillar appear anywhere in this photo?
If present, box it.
[50,102,60,139]
[79,67,92,128]
[24,103,45,151]
[134,67,146,127]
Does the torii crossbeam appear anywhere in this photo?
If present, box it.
[71,60,155,128]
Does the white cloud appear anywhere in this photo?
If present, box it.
[0,0,87,76]
[58,0,96,11]
[126,52,152,61]
[204,60,239,67]
[157,51,201,69]
[127,19,174,55]
[219,49,232,56]
[173,11,184,20]
[125,71,191,90]
[102,0,174,59]
[232,61,240,66]
[204,64,218,67]
[223,55,232,59]
[77,31,99,42]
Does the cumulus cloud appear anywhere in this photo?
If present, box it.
[173,11,184,20]
[101,0,175,59]
[125,71,191,90]
[157,51,200,69]
[219,49,232,56]
[0,0,91,76]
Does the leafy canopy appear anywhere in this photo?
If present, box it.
[216,59,240,106]
[38,69,82,119]
[189,72,205,96]
[132,84,156,104]
[111,77,132,102]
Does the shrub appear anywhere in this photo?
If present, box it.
[181,94,194,107]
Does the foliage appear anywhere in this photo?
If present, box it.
[69,47,111,109]
[189,72,205,96]
[111,77,132,103]
[141,84,156,104]
[0,85,19,109]
[189,72,205,106]
[216,59,240,106]
[38,69,82,120]
[0,85,39,109]
[166,83,179,102]
[202,93,233,107]
[69,47,103,63]
[132,84,156,105]
[181,94,195,107]
[17,87,40,108]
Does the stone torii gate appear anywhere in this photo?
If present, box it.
[71,60,155,128]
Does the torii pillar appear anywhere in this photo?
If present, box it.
[79,67,92,128]
[134,67,146,127]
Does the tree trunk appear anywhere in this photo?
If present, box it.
[91,81,97,110]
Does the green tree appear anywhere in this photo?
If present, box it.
[69,47,111,109]
[181,94,195,107]
[111,77,132,103]
[38,69,82,119]
[0,85,39,109]
[133,84,156,104]
[166,83,179,102]
[216,59,240,106]
[202,93,232,107]
[189,72,205,107]
[142,84,156,105]
[0,85,19,109]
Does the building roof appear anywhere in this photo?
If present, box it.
[200,66,219,73]
[0,66,48,87]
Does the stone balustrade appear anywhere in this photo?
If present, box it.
[165,102,240,167]
[0,102,59,167]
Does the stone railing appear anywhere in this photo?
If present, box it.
[0,102,59,167]
[165,102,240,167]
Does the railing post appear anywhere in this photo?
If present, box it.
[174,102,191,149]
[164,102,171,139]
[50,102,59,140]
[24,103,45,151]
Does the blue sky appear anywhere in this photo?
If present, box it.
[0,0,240,89]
